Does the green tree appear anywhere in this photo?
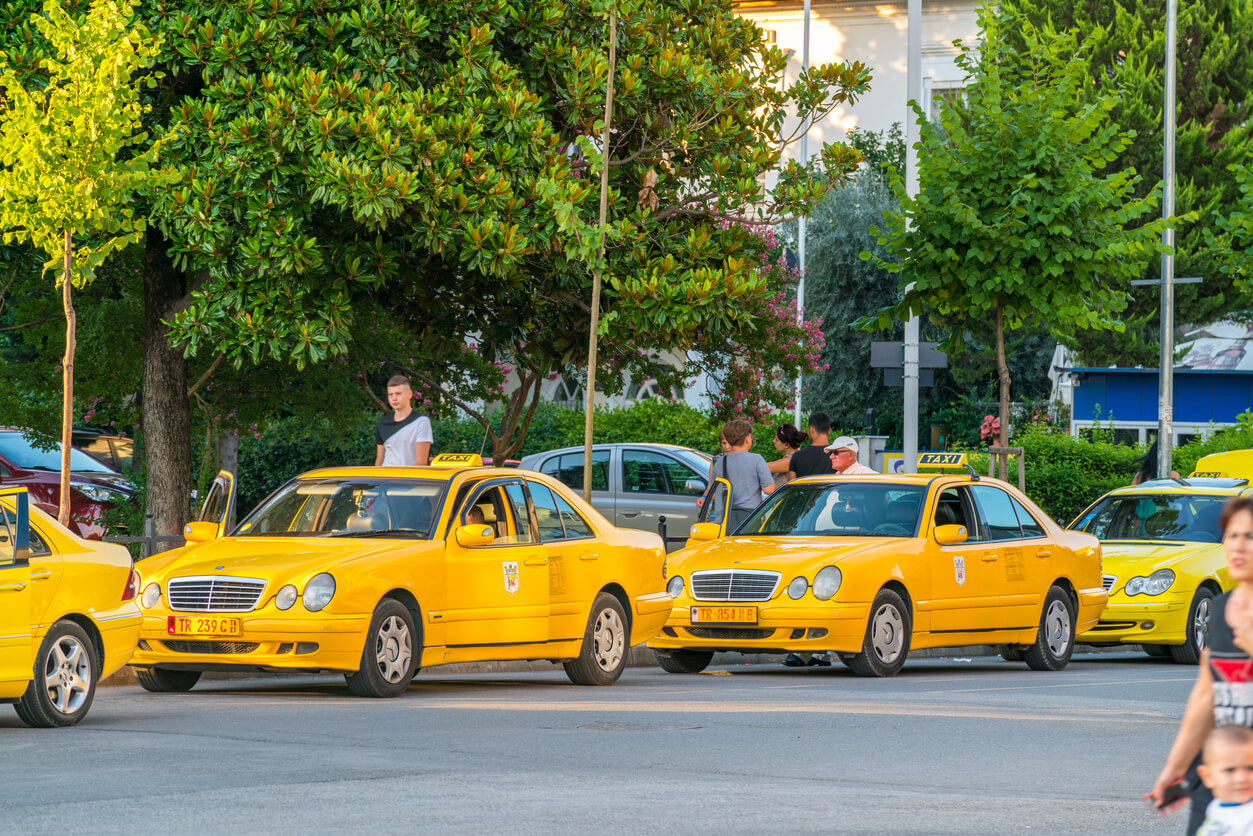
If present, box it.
[861,7,1171,449]
[1002,0,1253,365]
[1214,163,1253,285]
[0,0,164,525]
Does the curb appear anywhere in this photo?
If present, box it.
[100,642,1141,687]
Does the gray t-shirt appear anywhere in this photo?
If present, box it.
[716,451,774,510]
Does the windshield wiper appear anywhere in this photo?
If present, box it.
[330,528,427,538]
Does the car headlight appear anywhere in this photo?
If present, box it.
[812,566,842,601]
[72,481,127,503]
[667,576,685,598]
[1125,569,1175,596]
[787,576,808,600]
[303,573,336,611]
[275,584,298,611]
[141,582,161,609]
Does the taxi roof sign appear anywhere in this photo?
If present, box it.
[917,453,968,468]
[429,453,484,468]
[1191,450,1253,481]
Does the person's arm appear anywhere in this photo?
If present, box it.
[374,445,385,466]
[414,442,431,467]
[757,457,776,495]
[1151,654,1214,805]
[767,455,792,475]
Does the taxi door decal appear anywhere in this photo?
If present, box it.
[502,561,520,595]
[954,555,966,586]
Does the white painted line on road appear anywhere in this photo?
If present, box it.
[931,677,1195,694]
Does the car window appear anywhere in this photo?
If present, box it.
[502,483,535,545]
[527,482,567,541]
[0,506,50,557]
[551,491,594,538]
[623,449,701,495]
[1010,496,1045,538]
[1071,493,1227,543]
[970,486,1023,541]
[739,482,928,537]
[76,437,116,468]
[543,451,609,492]
[235,478,445,537]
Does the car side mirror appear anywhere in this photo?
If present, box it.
[183,521,220,543]
[683,479,706,496]
[934,524,968,546]
[688,522,721,542]
[455,524,496,548]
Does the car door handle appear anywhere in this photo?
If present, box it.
[981,552,998,562]
[30,569,51,581]
[0,582,26,592]
[524,557,548,566]
[621,511,640,518]
[1036,550,1052,559]
[579,553,599,562]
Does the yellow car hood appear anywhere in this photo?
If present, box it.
[141,536,415,585]
[1097,540,1221,574]
[671,536,888,574]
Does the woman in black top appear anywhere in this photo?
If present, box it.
[1151,495,1253,833]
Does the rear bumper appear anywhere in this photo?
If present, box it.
[631,592,674,645]
[96,605,143,678]
[647,601,870,654]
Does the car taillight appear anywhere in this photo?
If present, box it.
[123,568,140,601]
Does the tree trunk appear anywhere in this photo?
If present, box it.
[142,228,192,537]
[994,300,1011,477]
[491,369,543,464]
[58,229,75,528]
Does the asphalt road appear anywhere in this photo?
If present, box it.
[1,653,1197,834]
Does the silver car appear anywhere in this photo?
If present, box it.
[518,443,713,552]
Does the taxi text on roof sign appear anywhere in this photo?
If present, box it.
[429,453,483,468]
[917,452,967,468]
[1190,471,1226,478]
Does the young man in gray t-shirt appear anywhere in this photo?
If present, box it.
[711,419,775,530]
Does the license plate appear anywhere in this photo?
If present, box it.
[167,615,242,637]
[690,606,758,625]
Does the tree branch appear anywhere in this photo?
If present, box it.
[187,354,223,397]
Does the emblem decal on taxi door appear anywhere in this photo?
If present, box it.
[503,561,519,595]
[954,555,966,586]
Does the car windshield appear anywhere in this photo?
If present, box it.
[1070,493,1227,543]
[737,482,929,537]
[0,432,117,474]
[235,478,447,538]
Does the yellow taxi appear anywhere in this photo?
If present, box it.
[1,488,142,727]
[1071,449,1253,662]
[649,454,1106,676]
[130,455,672,697]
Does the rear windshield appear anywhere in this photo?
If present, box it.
[1070,493,1227,543]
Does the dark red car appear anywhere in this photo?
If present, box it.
[0,428,134,539]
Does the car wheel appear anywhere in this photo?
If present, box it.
[653,649,713,674]
[345,599,420,698]
[14,620,97,728]
[1170,587,1215,665]
[135,667,202,693]
[1024,586,1075,671]
[999,645,1025,662]
[844,589,911,677]
[565,593,629,685]
[1143,644,1173,658]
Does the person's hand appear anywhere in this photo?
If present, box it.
[695,497,704,509]
[1146,766,1188,814]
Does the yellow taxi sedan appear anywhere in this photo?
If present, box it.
[1071,450,1253,662]
[130,455,671,697]
[1,488,142,727]
[649,454,1106,677]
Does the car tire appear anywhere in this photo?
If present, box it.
[1024,586,1075,671]
[1143,644,1173,658]
[564,593,629,686]
[844,589,911,678]
[135,667,202,693]
[653,649,713,674]
[999,645,1025,662]
[14,620,98,728]
[345,599,420,698]
[1170,587,1215,665]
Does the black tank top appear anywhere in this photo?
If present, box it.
[1208,593,1253,727]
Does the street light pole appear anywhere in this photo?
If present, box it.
[793,0,811,428]
[902,0,921,472]
[1157,0,1176,478]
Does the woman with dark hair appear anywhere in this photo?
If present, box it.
[767,423,808,490]
[1151,495,1253,833]
[1133,440,1180,485]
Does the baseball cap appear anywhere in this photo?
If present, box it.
[824,436,858,453]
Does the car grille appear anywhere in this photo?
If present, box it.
[690,570,780,602]
[686,627,776,640]
[1102,575,1117,592]
[161,640,260,654]
[167,576,266,612]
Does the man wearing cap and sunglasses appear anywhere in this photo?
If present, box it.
[826,436,878,475]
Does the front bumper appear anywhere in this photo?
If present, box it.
[647,600,870,654]
[131,612,370,673]
[1076,594,1188,646]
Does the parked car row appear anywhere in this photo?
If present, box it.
[4,445,1249,728]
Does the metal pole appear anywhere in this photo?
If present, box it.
[793,0,811,428]
[582,5,618,501]
[1157,0,1176,478]
[902,0,921,472]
